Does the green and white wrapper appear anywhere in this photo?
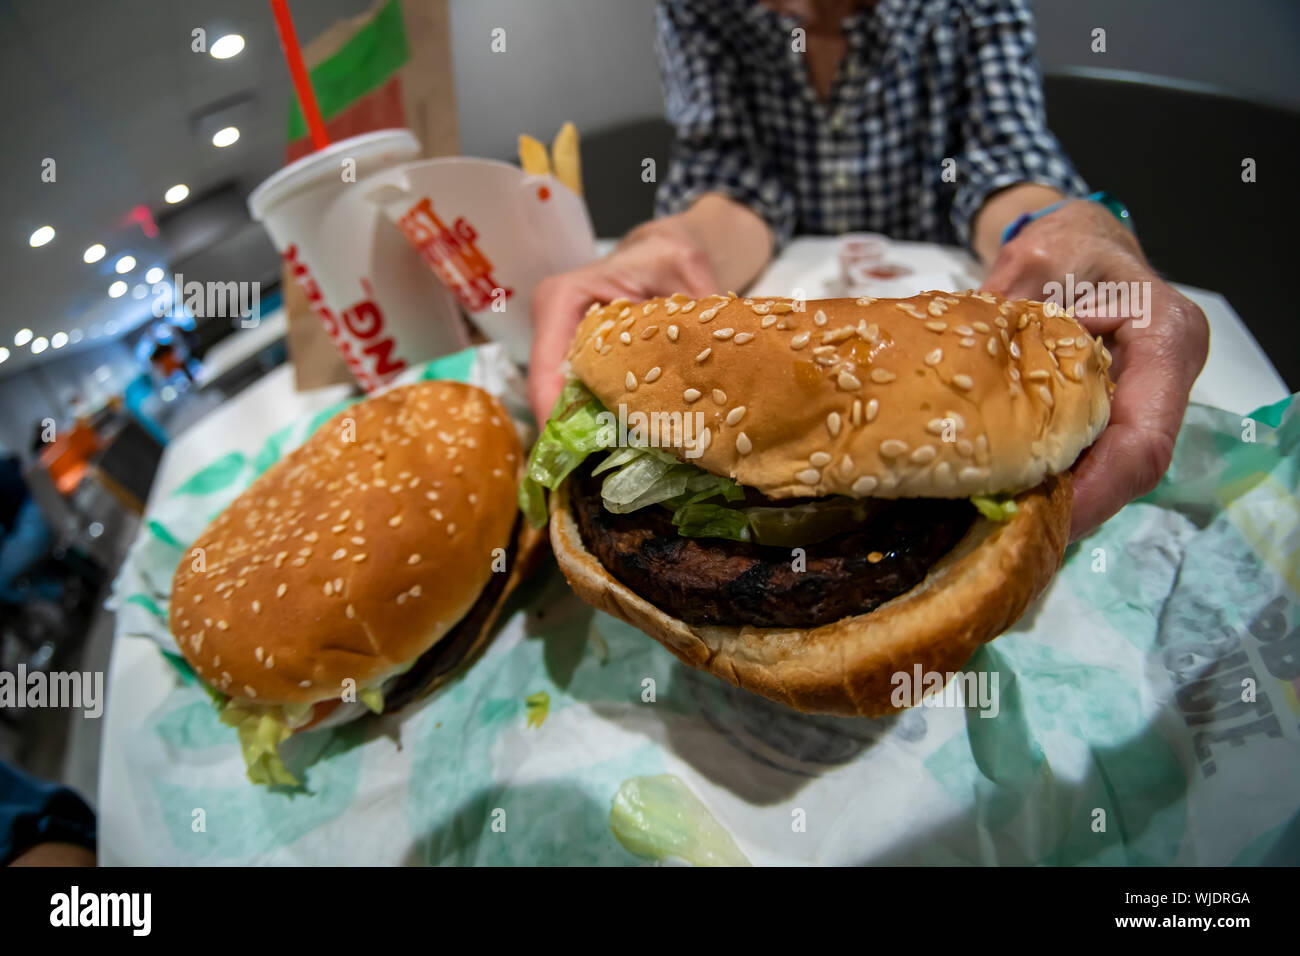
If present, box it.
[109,370,1300,865]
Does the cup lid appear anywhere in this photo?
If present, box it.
[248,128,421,221]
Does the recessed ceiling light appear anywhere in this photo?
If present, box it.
[51,331,68,349]
[210,34,245,59]
[132,284,148,299]
[109,280,128,298]
[29,226,55,247]
[69,329,84,344]
[115,255,136,274]
[0,347,8,364]
[14,328,33,347]
[165,184,190,204]
[212,126,240,148]
[145,266,165,284]
[31,336,49,355]
[84,243,107,264]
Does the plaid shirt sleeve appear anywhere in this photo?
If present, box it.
[949,0,1089,248]
[653,0,797,250]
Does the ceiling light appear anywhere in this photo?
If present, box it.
[69,329,84,344]
[0,347,8,364]
[51,331,68,349]
[164,184,190,204]
[29,226,55,247]
[115,255,136,273]
[105,321,120,335]
[15,328,33,347]
[212,126,240,148]
[145,266,165,284]
[210,34,245,59]
[84,243,106,263]
[109,281,128,298]
[132,284,148,299]
[31,336,49,355]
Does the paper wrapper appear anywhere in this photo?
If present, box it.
[108,386,1300,865]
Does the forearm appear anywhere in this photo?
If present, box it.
[624,193,774,293]
[970,182,1065,266]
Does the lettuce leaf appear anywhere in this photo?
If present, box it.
[672,502,752,542]
[970,495,1019,522]
[518,380,615,526]
[219,701,307,787]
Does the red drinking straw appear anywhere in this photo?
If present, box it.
[269,0,330,151]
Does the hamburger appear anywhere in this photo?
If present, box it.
[170,381,541,785]
[521,292,1112,716]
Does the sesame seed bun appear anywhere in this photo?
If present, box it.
[568,293,1112,498]
[169,381,524,706]
[550,471,1072,717]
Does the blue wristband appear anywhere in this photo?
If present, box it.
[1000,190,1132,246]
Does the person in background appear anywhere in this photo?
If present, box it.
[0,452,62,605]
[528,0,1208,541]
[0,762,95,866]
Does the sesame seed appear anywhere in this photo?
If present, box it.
[696,348,712,363]
[619,307,631,319]
[255,646,264,662]
[682,300,696,312]
[665,302,679,315]
[698,308,718,322]
[300,680,312,689]
[959,466,989,482]
[813,345,836,356]
[797,468,821,485]
[790,332,811,349]
[712,328,735,340]
[447,523,457,535]
[773,302,794,314]
[625,371,638,390]
[926,321,947,333]
[324,581,334,596]
[684,388,701,403]
[736,432,752,455]
[880,439,909,457]
[837,371,861,390]
[641,325,659,339]
[826,412,841,437]
[733,332,754,345]
[644,366,662,383]
[813,309,828,326]
[1010,341,1022,359]
[642,303,656,316]
[712,389,727,405]
[276,583,287,598]
[760,315,778,328]
[973,321,990,333]
[987,338,998,356]
[751,303,771,315]
[852,476,879,495]
[726,406,746,426]
[332,548,347,560]
[870,369,896,383]
[619,332,632,345]
[1026,369,1050,381]
[408,554,421,565]
[265,655,274,669]
[953,374,974,390]
[245,686,257,698]
[910,445,937,464]
[217,620,229,630]
[667,325,679,341]
[866,398,879,422]
[809,451,832,467]
[252,600,261,613]
[1073,362,1084,379]
[351,536,365,545]
[925,348,943,366]
[955,325,974,336]
[346,604,356,619]
[388,515,402,528]
[1038,385,1055,407]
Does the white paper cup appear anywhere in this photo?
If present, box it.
[248,129,468,392]
[360,157,599,365]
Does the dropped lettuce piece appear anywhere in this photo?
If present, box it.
[518,380,615,527]
[610,775,751,867]
[970,494,1019,522]
[525,690,550,729]
[359,685,385,714]
[671,502,752,542]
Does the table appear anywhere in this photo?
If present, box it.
[96,239,1290,865]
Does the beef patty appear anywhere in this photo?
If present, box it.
[569,461,975,628]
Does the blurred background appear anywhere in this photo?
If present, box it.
[1,0,1296,811]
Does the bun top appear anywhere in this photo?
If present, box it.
[169,381,522,705]
[568,292,1112,499]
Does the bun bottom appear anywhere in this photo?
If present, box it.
[550,475,1072,717]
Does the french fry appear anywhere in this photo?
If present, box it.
[518,134,551,177]
[551,121,583,197]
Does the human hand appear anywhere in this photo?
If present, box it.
[527,222,720,422]
[982,200,1209,540]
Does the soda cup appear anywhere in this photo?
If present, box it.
[248,129,468,392]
